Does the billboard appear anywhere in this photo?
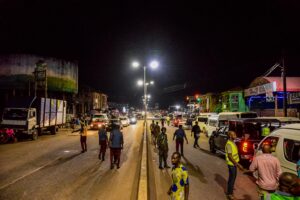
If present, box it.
[0,54,78,93]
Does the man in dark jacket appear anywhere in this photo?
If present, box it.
[191,121,201,148]
[109,124,124,169]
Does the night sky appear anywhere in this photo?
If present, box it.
[1,1,300,108]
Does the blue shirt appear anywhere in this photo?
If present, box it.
[109,129,123,148]
[174,129,186,140]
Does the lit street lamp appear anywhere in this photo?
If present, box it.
[137,80,143,86]
[132,60,159,124]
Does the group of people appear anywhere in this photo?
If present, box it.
[225,130,300,200]
[98,123,124,169]
[150,120,191,200]
[150,120,202,157]
[72,116,124,170]
[150,119,300,200]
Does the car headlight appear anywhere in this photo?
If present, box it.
[131,117,136,122]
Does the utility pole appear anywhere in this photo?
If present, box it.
[281,57,288,117]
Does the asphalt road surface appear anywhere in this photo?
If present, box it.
[0,122,144,200]
[149,123,258,200]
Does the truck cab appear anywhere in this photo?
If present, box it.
[1,107,38,140]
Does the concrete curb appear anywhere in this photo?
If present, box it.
[137,124,148,200]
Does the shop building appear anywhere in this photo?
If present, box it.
[244,77,300,117]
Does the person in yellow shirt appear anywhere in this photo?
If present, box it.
[168,152,189,200]
[225,131,244,200]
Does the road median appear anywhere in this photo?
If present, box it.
[137,123,148,200]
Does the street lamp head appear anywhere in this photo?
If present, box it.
[132,61,140,68]
[150,81,154,85]
[137,80,143,86]
[175,105,180,110]
[149,60,159,69]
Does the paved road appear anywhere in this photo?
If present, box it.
[0,122,144,200]
[149,123,258,200]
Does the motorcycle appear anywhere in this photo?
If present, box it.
[0,128,17,144]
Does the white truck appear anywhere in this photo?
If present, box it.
[0,97,67,140]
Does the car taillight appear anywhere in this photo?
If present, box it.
[263,141,270,146]
[242,141,249,153]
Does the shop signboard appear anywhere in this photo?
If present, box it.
[244,82,276,97]
[289,92,300,104]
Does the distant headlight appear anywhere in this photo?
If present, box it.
[130,117,136,122]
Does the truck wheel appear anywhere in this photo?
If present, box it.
[50,126,56,135]
[31,130,38,140]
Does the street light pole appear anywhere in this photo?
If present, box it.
[282,57,288,117]
[144,66,147,125]
[132,60,159,125]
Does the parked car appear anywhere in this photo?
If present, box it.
[120,116,130,127]
[209,118,282,165]
[207,112,258,137]
[255,123,300,175]
[193,113,216,135]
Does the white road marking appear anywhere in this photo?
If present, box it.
[0,157,62,190]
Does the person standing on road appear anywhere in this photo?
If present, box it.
[109,124,124,169]
[157,127,170,169]
[191,121,201,148]
[167,152,189,200]
[80,119,88,153]
[247,144,282,199]
[150,120,156,145]
[166,116,171,126]
[161,117,165,127]
[264,172,300,199]
[225,131,244,200]
[173,125,188,157]
[98,125,108,161]
[153,122,161,146]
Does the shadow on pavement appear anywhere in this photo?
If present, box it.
[214,173,253,200]
[214,173,227,193]
[182,156,208,184]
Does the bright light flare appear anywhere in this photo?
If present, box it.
[150,81,154,85]
[149,60,159,69]
[132,61,140,68]
[137,80,143,86]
